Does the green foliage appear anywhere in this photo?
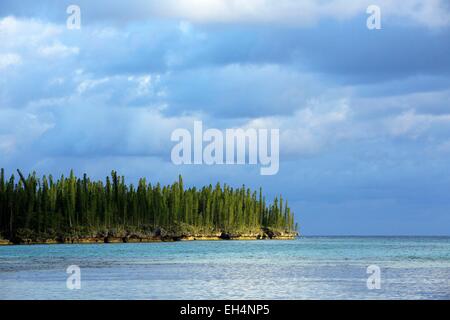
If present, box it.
[0,169,296,239]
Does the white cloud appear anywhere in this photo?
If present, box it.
[135,75,154,96]
[0,108,54,156]
[76,77,110,94]
[38,42,79,58]
[155,0,450,27]
[245,99,352,156]
[0,53,21,69]
[395,0,450,28]
[386,110,450,138]
[0,16,62,49]
[11,0,444,28]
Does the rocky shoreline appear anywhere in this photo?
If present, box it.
[0,228,298,245]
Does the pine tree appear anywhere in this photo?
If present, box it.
[0,169,297,239]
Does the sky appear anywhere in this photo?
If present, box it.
[1,0,450,235]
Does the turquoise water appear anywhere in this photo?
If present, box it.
[0,237,449,300]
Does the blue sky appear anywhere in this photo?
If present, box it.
[1,0,450,235]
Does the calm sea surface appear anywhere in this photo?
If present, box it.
[0,237,449,300]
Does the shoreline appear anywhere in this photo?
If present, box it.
[0,230,298,246]
[0,236,298,246]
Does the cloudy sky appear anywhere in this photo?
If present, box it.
[1,0,450,235]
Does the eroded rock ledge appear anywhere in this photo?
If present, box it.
[1,227,298,245]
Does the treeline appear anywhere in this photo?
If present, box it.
[0,169,297,239]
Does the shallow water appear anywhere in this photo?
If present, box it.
[0,236,449,299]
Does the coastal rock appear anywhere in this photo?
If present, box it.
[154,227,166,238]
[4,226,298,244]
[219,232,231,240]
[262,228,274,239]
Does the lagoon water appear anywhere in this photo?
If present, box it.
[0,237,449,300]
